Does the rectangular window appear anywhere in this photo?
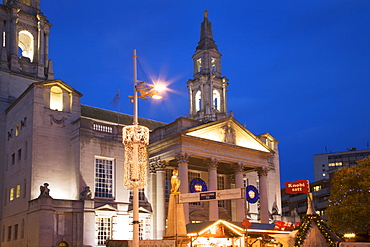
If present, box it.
[15,125,19,136]
[9,188,14,201]
[11,153,15,165]
[18,149,21,161]
[165,169,173,202]
[129,188,145,201]
[217,176,225,207]
[16,185,21,198]
[14,224,18,240]
[7,226,11,241]
[94,158,114,198]
[96,217,111,245]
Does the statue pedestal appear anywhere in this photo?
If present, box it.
[163,194,189,247]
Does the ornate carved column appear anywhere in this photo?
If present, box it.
[257,167,269,223]
[232,162,245,222]
[206,158,219,221]
[155,160,167,239]
[175,152,190,224]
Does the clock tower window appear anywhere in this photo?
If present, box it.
[18,30,34,62]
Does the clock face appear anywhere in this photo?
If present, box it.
[246,185,259,203]
[189,178,207,193]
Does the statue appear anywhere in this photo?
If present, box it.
[80,186,92,200]
[39,183,50,197]
[221,123,236,144]
[170,170,181,194]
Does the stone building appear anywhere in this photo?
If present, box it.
[0,2,282,247]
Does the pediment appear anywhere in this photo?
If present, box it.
[185,118,270,153]
[95,204,117,211]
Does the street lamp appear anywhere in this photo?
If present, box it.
[122,49,165,247]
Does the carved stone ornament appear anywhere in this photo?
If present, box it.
[230,162,245,173]
[80,186,92,200]
[220,123,236,144]
[257,167,269,177]
[50,114,66,127]
[175,152,190,165]
[205,158,219,170]
[39,182,51,197]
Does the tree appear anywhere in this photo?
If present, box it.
[327,156,370,237]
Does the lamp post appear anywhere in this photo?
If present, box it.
[122,49,163,247]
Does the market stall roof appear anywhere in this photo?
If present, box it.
[186,220,291,238]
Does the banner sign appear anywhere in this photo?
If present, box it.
[179,188,243,203]
[284,180,309,194]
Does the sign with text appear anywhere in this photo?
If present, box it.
[179,188,243,203]
[284,180,309,194]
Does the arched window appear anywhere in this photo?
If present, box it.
[197,58,202,72]
[18,30,34,62]
[195,90,202,111]
[211,58,217,71]
[213,90,220,110]
[50,86,63,111]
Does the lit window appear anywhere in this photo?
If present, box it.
[313,185,321,192]
[21,0,31,5]
[94,158,114,198]
[322,173,326,177]
[211,57,217,71]
[195,90,202,111]
[15,125,19,136]
[96,217,111,245]
[50,86,63,111]
[213,90,220,110]
[9,188,14,201]
[18,30,34,61]
[197,58,202,72]
[16,185,21,198]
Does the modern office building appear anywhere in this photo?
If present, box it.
[313,148,370,181]
[0,2,282,247]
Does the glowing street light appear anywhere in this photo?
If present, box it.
[122,49,164,247]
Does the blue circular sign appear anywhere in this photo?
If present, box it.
[189,178,207,193]
[246,185,259,203]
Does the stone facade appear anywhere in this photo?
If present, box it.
[0,2,282,247]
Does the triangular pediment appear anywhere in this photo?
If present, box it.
[185,118,270,153]
[95,204,117,211]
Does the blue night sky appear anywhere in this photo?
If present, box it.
[41,1,370,187]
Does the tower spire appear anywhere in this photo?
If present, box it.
[186,10,229,122]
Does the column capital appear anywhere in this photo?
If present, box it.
[230,162,245,173]
[156,160,167,172]
[175,152,190,165]
[257,167,269,177]
[205,158,218,170]
[149,157,160,174]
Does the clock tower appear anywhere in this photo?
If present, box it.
[187,10,229,122]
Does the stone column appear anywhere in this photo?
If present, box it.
[206,158,218,221]
[148,159,157,239]
[83,200,96,246]
[257,167,269,223]
[156,160,167,240]
[176,152,190,224]
[232,163,245,222]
